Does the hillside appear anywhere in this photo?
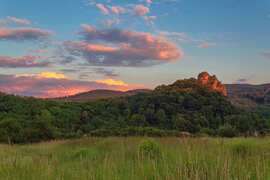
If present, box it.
[52,89,151,102]
[226,84,270,106]
[52,72,227,102]
[1,72,269,143]
[52,76,270,107]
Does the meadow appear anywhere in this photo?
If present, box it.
[0,137,270,180]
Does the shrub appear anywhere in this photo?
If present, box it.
[218,125,238,138]
[138,138,161,158]
[199,128,215,136]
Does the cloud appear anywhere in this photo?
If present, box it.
[261,51,270,58]
[93,68,118,77]
[234,78,248,84]
[15,72,68,79]
[7,16,31,25]
[0,56,50,68]
[96,4,110,15]
[0,73,145,98]
[157,31,185,37]
[197,42,217,48]
[95,79,128,86]
[109,6,125,14]
[60,69,79,74]
[102,19,120,27]
[79,73,90,80]
[28,49,51,53]
[62,25,183,67]
[139,0,152,6]
[0,28,54,41]
[134,5,149,16]
[143,16,156,25]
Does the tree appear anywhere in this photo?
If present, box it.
[130,114,147,127]
[0,117,23,143]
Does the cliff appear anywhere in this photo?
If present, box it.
[198,72,227,96]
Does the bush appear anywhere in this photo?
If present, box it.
[199,128,215,136]
[218,125,238,138]
[138,138,161,158]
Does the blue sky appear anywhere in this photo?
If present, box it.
[0,0,269,97]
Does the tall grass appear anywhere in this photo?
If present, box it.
[0,137,270,180]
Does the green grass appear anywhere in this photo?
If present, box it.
[1,137,270,180]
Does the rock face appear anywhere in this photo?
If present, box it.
[198,72,227,96]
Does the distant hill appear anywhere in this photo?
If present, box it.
[52,89,152,102]
[0,72,269,144]
[225,84,270,106]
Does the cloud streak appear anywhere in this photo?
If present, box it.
[0,73,145,98]
[109,6,125,15]
[0,28,54,41]
[197,42,217,48]
[7,16,31,25]
[0,56,50,68]
[96,4,110,15]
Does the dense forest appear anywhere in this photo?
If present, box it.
[0,76,270,144]
[226,84,270,105]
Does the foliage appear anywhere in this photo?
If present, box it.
[138,138,161,158]
[0,77,268,143]
[218,125,238,138]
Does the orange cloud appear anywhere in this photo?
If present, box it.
[15,72,68,79]
[0,28,54,41]
[95,79,128,86]
[198,42,217,48]
[0,74,145,98]
[96,4,109,15]
[7,16,31,25]
[109,6,125,14]
[63,41,117,52]
[134,5,149,16]
[63,26,183,67]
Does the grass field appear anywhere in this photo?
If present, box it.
[1,137,270,180]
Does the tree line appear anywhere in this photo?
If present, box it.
[0,78,269,143]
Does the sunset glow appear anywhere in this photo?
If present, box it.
[0,0,270,97]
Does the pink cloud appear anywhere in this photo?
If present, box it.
[0,73,145,98]
[96,4,109,15]
[134,5,149,16]
[62,25,183,67]
[28,49,50,53]
[139,0,152,6]
[109,6,125,14]
[102,19,120,27]
[197,42,217,48]
[0,56,50,68]
[0,28,54,41]
[7,16,31,25]
[143,16,156,25]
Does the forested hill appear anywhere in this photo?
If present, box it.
[0,72,269,144]
[226,84,270,106]
[52,89,151,102]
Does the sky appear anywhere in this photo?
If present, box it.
[0,0,270,98]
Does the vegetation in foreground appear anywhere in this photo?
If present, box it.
[1,137,270,180]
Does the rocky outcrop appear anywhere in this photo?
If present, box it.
[198,72,227,96]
